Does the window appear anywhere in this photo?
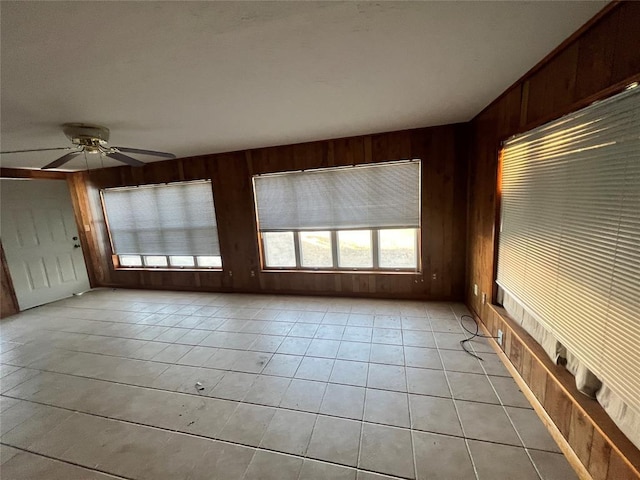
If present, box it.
[101,180,222,269]
[253,161,421,271]
[497,86,640,418]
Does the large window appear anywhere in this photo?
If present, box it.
[101,180,222,269]
[253,161,421,271]
[497,86,640,417]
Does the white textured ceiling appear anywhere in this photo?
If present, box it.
[0,1,605,171]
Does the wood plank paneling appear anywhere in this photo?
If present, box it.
[66,125,469,300]
[466,3,640,478]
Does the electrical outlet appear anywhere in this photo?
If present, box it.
[482,292,487,304]
[497,329,503,346]
[432,273,437,280]
[228,270,233,277]
[474,284,478,296]
[250,270,255,277]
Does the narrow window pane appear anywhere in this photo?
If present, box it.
[300,231,333,268]
[119,255,142,267]
[197,256,222,268]
[263,232,296,267]
[379,228,418,269]
[144,255,168,267]
[338,230,373,268]
[169,256,195,267]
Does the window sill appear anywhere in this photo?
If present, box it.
[113,267,223,272]
[261,269,420,275]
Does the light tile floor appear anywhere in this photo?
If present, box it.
[0,289,578,480]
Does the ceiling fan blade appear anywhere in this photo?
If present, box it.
[41,151,81,170]
[2,146,73,154]
[114,147,176,159]
[107,151,145,167]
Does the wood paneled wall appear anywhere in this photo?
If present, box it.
[465,2,640,478]
[68,124,469,300]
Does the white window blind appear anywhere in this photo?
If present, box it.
[101,181,220,256]
[497,86,640,414]
[253,161,421,231]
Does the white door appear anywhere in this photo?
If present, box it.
[0,179,90,310]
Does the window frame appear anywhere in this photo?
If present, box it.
[100,180,223,271]
[259,227,421,273]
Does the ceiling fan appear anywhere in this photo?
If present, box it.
[0,123,176,170]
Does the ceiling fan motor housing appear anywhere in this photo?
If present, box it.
[62,123,110,150]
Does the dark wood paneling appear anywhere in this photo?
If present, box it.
[0,167,67,180]
[67,125,469,300]
[0,243,19,318]
[466,2,640,477]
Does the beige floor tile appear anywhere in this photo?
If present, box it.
[413,431,475,480]
[1,449,117,479]
[405,367,450,397]
[364,389,410,428]
[468,440,539,480]
[456,400,521,446]
[528,449,579,480]
[218,403,276,446]
[319,383,365,420]
[447,371,500,404]
[372,328,403,345]
[262,353,303,377]
[249,334,285,353]
[321,312,350,325]
[243,450,303,480]
[280,379,327,413]
[194,441,256,480]
[347,314,374,327]
[367,364,407,392]
[277,337,312,355]
[295,357,335,381]
[438,349,484,374]
[337,341,371,361]
[315,325,345,340]
[306,339,340,358]
[307,416,361,467]
[209,371,258,401]
[404,347,442,369]
[0,368,41,394]
[489,375,532,409]
[413,432,475,480]
[342,327,373,342]
[299,459,356,479]
[402,330,436,348]
[177,395,236,436]
[243,375,291,406]
[409,394,462,436]
[479,353,510,377]
[330,359,369,387]
[1,403,74,448]
[260,409,317,455]
[153,364,224,395]
[401,317,432,331]
[369,344,404,365]
[507,406,561,452]
[177,346,218,366]
[152,343,193,363]
[359,423,415,479]
[231,351,272,374]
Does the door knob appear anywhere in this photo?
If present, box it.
[74,244,81,248]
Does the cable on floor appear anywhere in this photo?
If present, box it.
[459,314,500,361]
